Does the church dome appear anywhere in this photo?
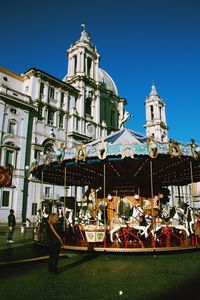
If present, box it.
[98,68,118,96]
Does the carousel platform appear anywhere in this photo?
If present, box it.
[62,243,200,254]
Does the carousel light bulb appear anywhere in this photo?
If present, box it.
[107,194,112,201]
[25,165,30,170]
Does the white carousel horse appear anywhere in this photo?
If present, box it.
[66,210,73,227]
[170,206,190,237]
[185,205,196,234]
[78,209,85,221]
[110,215,126,242]
[83,209,92,224]
[96,209,104,226]
[128,205,150,238]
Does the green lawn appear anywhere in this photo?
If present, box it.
[0,250,200,300]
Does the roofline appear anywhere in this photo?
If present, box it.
[0,66,24,81]
[24,67,80,94]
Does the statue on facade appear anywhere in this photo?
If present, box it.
[119,110,132,129]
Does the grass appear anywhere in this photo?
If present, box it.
[0,250,200,300]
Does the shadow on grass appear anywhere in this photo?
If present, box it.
[56,253,99,274]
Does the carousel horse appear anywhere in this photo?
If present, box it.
[66,210,73,227]
[128,205,150,238]
[82,209,92,224]
[78,209,86,222]
[185,205,196,234]
[110,215,126,242]
[96,209,104,226]
[170,206,190,237]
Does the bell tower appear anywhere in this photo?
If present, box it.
[66,24,100,81]
[144,83,168,142]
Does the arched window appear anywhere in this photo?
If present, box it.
[150,105,154,120]
[74,55,77,74]
[87,57,92,77]
[85,97,92,115]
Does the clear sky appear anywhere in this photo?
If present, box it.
[1,0,200,144]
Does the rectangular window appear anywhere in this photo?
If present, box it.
[150,105,154,120]
[111,110,115,126]
[48,87,55,100]
[2,191,10,207]
[38,106,43,121]
[47,109,55,126]
[59,114,64,129]
[32,203,37,215]
[8,122,16,134]
[5,150,13,165]
[45,187,51,198]
[61,92,64,107]
[40,82,44,98]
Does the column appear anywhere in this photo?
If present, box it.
[79,85,85,117]
[77,52,81,73]
[81,52,85,73]
[35,77,41,100]
[95,58,99,82]
[154,102,160,120]
[57,88,62,109]
[91,60,94,79]
[63,91,69,112]
[43,82,49,104]
[161,105,166,123]
[69,57,73,76]
[95,92,100,124]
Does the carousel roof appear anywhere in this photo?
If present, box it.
[31,129,200,196]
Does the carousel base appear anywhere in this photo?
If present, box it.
[62,243,200,254]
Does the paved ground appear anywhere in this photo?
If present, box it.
[0,225,50,264]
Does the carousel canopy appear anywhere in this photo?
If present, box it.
[31,129,200,196]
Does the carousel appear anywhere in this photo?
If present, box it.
[31,129,200,253]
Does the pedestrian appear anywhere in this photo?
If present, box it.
[7,209,16,243]
[47,212,63,274]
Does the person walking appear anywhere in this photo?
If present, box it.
[7,209,16,243]
[47,213,63,274]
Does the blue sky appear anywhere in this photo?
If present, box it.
[1,0,200,144]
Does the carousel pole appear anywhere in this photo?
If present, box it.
[63,166,67,233]
[103,163,107,248]
[40,171,44,211]
[150,159,156,248]
[189,160,198,246]
[33,175,37,238]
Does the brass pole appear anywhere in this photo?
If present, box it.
[150,159,155,247]
[63,166,67,232]
[189,160,194,206]
[103,163,106,247]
